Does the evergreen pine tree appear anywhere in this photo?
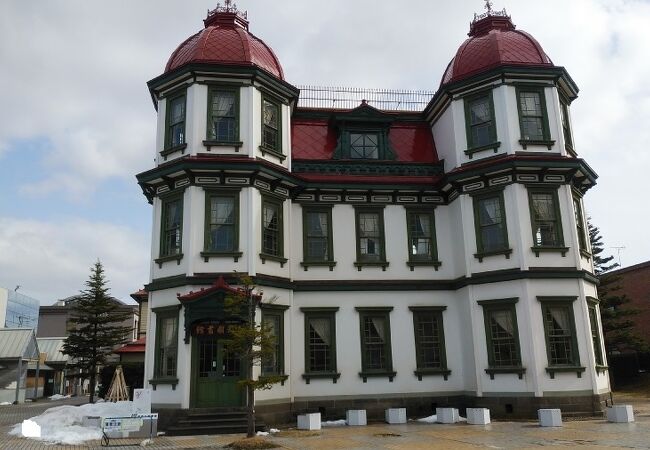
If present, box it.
[588,219,645,355]
[62,261,133,403]
[223,276,284,438]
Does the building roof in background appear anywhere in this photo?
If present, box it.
[36,337,69,363]
[130,289,148,303]
[0,328,39,360]
[114,337,146,354]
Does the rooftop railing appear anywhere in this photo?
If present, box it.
[296,85,434,112]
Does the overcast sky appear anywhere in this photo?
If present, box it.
[1,0,648,304]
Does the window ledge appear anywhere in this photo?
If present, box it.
[258,146,287,162]
[545,366,586,379]
[519,139,555,150]
[302,372,341,384]
[354,261,389,271]
[474,248,512,262]
[464,141,501,159]
[259,253,288,267]
[300,261,337,271]
[579,249,592,260]
[149,377,179,390]
[203,140,243,151]
[407,260,442,271]
[154,253,183,268]
[259,374,289,386]
[359,371,396,383]
[485,366,526,380]
[414,368,451,381]
[565,143,577,157]
[595,365,609,374]
[531,246,569,257]
[201,251,243,262]
[160,143,187,160]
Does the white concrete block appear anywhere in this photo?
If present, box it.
[607,405,634,423]
[297,413,321,430]
[346,409,367,426]
[466,408,491,425]
[385,408,407,424]
[538,409,562,427]
[436,407,460,424]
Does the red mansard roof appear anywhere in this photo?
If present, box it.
[291,117,438,163]
[114,337,146,354]
[441,14,552,86]
[165,10,284,79]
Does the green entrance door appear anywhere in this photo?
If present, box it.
[192,335,244,408]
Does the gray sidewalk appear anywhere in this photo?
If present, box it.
[1,397,649,449]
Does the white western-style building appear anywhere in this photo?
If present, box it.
[137,4,609,424]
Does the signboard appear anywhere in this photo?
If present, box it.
[133,388,152,415]
[101,417,143,433]
[192,322,229,336]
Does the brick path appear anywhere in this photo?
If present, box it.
[2,397,650,449]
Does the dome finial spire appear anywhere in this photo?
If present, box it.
[205,0,249,29]
[484,0,494,13]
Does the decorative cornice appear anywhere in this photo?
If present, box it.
[292,161,443,177]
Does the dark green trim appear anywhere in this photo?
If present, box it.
[149,377,179,390]
[260,303,290,311]
[154,253,183,268]
[164,88,187,151]
[302,307,338,384]
[158,191,184,263]
[515,85,553,146]
[260,95,283,157]
[333,128,396,161]
[146,267,600,292]
[354,206,388,270]
[537,296,582,375]
[203,188,240,258]
[410,307,449,381]
[472,189,510,260]
[261,195,285,264]
[464,89,498,157]
[559,97,574,152]
[151,305,182,314]
[153,306,180,382]
[206,85,240,144]
[405,207,440,269]
[301,205,334,270]
[528,186,565,253]
[356,307,394,382]
[261,307,285,378]
[587,301,605,367]
[572,194,589,255]
[160,143,187,160]
[479,298,524,377]
[292,161,443,177]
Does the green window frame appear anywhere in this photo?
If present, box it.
[572,194,589,257]
[478,298,525,379]
[260,196,287,266]
[301,307,340,383]
[464,90,500,157]
[260,95,284,159]
[354,207,388,270]
[410,306,450,380]
[201,189,242,261]
[356,307,395,382]
[156,192,184,266]
[301,206,335,270]
[151,305,180,389]
[261,305,288,378]
[587,298,606,370]
[164,89,186,150]
[559,97,573,152]
[350,132,380,159]
[472,189,511,261]
[538,296,585,378]
[406,208,441,270]
[516,86,554,149]
[206,86,240,144]
[528,187,568,256]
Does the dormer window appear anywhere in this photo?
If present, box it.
[465,91,496,148]
[165,90,186,149]
[350,133,379,159]
[516,86,554,149]
[262,97,280,151]
[208,88,238,142]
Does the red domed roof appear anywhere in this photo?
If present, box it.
[441,13,552,86]
[165,8,284,80]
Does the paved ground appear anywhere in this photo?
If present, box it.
[1,396,649,449]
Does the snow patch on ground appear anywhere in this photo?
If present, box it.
[270,428,280,433]
[48,394,71,401]
[0,402,11,406]
[416,414,438,423]
[322,419,347,427]
[9,401,133,445]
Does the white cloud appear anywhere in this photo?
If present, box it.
[0,218,149,304]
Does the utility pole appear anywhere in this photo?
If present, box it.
[610,246,626,268]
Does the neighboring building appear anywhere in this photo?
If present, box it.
[131,289,149,339]
[114,337,146,364]
[37,295,139,342]
[0,328,40,403]
[137,4,609,422]
[604,261,650,348]
[26,338,71,398]
[0,287,40,331]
